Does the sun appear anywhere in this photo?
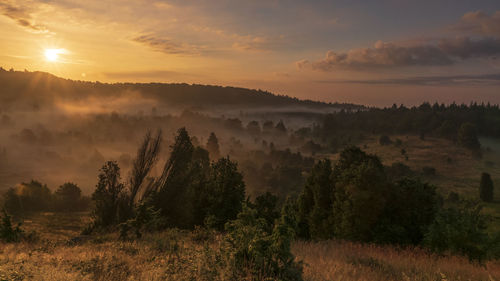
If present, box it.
[44,49,65,62]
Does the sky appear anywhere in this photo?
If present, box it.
[0,0,500,106]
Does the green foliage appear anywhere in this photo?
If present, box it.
[224,205,303,280]
[332,147,388,241]
[251,192,280,232]
[424,201,490,262]
[0,210,23,242]
[89,128,246,234]
[374,179,441,245]
[479,172,494,202]
[299,159,334,240]
[205,157,246,230]
[2,180,51,214]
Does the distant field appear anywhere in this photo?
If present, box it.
[1,213,499,281]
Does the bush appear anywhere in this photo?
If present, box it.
[0,210,23,242]
[458,122,480,150]
[224,205,303,280]
[422,166,436,176]
[379,135,392,145]
[424,201,490,262]
[54,182,90,212]
[479,172,494,202]
[2,180,51,214]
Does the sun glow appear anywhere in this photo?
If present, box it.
[44,48,65,62]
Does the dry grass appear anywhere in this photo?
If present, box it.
[1,212,500,281]
[294,240,500,281]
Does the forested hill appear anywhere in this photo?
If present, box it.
[0,68,361,112]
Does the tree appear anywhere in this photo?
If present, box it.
[206,132,220,159]
[54,183,83,212]
[479,172,494,202]
[205,157,245,229]
[252,192,280,232]
[458,122,480,150]
[7,181,52,213]
[152,127,196,228]
[424,201,490,262]
[246,120,261,135]
[128,130,162,207]
[303,159,334,239]
[374,179,440,245]
[275,120,287,134]
[91,161,127,227]
[332,147,388,241]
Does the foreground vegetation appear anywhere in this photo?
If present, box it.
[1,213,499,281]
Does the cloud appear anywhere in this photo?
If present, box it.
[0,2,48,33]
[103,70,195,80]
[316,73,500,86]
[451,10,500,36]
[298,37,500,71]
[132,34,201,55]
[232,35,285,52]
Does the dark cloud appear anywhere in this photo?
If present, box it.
[0,2,48,33]
[132,34,200,55]
[451,10,500,36]
[316,73,500,86]
[299,37,500,71]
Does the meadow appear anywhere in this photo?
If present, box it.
[1,212,499,281]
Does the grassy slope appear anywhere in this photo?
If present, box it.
[322,135,500,233]
[1,213,499,281]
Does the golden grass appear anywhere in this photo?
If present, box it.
[293,240,500,281]
[2,225,500,281]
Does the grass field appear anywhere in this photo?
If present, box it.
[1,212,500,281]
[347,135,500,233]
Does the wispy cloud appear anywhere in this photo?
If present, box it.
[0,2,48,33]
[132,34,202,55]
[317,73,500,86]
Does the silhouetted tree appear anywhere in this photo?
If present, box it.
[54,182,86,212]
[206,132,220,159]
[480,172,494,202]
[91,161,127,227]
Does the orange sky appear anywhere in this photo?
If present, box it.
[1,0,500,106]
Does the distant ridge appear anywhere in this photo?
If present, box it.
[0,68,364,111]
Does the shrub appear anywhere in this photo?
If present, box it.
[0,210,23,242]
[224,205,303,280]
[379,135,392,145]
[422,166,436,176]
[458,122,480,150]
[424,201,490,262]
[54,182,89,212]
[479,172,494,202]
